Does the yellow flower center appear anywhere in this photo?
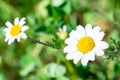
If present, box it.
[59,31,67,39]
[10,24,21,36]
[77,36,95,53]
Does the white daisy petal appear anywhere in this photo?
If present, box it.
[81,51,95,66]
[98,32,105,41]
[19,18,26,26]
[94,47,104,56]
[65,37,77,46]
[81,55,89,66]
[92,26,100,33]
[4,28,9,32]
[86,51,95,61]
[11,38,15,43]
[14,17,19,24]
[90,31,105,43]
[81,52,95,66]
[17,35,21,42]
[64,45,77,53]
[5,37,9,42]
[5,21,12,28]
[96,32,105,41]
[20,21,25,27]
[5,33,11,42]
[69,30,79,40]
[20,33,27,39]
[8,39,13,45]
[89,26,100,36]
[97,41,109,49]
[85,24,92,35]
[21,26,29,32]
[76,25,86,38]
[66,53,76,60]
[73,51,83,64]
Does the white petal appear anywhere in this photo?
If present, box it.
[65,38,77,46]
[58,28,62,32]
[63,25,67,31]
[19,18,26,26]
[92,26,100,33]
[11,37,15,43]
[64,45,77,53]
[14,17,19,24]
[66,53,76,60]
[4,28,9,32]
[5,37,9,42]
[89,26,100,37]
[17,35,21,42]
[8,39,13,45]
[5,21,12,28]
[76,25,86,38]
[21,26,29,32]
[96,41,109,49]
[91,32,105,43]
[20,33,27,39]
[5,33,11,42]
[81,55,89,66]
[94,47,104,56]
[81,51,95,66]
[87,51,95,61]
[85,24,92,35]
[69,30,79,40]
[73,51,83,64]
[97,32,105,41]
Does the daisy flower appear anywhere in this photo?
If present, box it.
[64,24,109,66]
[4,17,29,45]
[57,25,67,40]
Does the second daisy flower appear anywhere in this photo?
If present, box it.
[64,24,109,66]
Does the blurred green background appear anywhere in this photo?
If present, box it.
[0,0,120,80]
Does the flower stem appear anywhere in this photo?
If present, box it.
[27,36,61,50]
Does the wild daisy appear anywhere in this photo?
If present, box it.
[64,24,109,66]
[4,17,29,45]
[57,25,67,40]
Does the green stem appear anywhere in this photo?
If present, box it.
[27,36,61,50]
[62,57,79,80]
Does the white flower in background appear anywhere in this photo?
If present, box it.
[4,17,29,45]
[57,25,68,40]
[64,24,109,66]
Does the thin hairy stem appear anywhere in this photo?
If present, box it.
[27,36,61,50]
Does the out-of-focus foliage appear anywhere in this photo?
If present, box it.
[0,0,120,80]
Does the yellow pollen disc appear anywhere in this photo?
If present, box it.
[10,24,21,36]
[59,31,67,39]
[77,36,95,53]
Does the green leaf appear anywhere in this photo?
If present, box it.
[28,75,40,80]
[0,68,7,80]
[56,76,70,80]
[63,1,71,14]
[108,29,120,45]
[19,54,37,76]
[83,12,95,23]
[43,63,66,78]
[20,64,36,77]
